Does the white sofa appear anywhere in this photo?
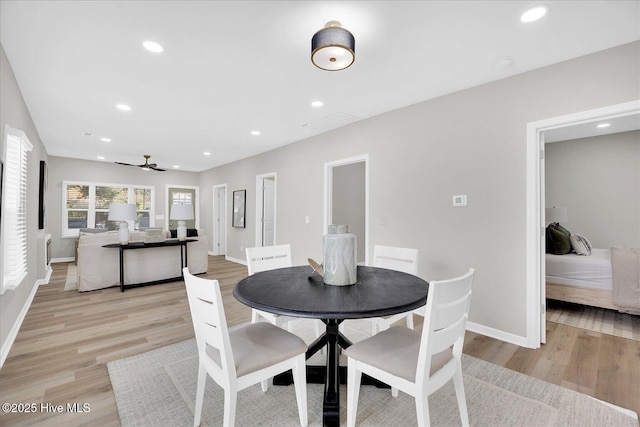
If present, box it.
[76,229,208,292]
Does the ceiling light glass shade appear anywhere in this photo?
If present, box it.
[311,21,355,71]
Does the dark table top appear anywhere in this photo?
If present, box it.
[234,265,429,320]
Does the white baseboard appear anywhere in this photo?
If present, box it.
[35,267,53,286]
[52,257,75,263]
[0,280,42,369]
[225,255,246,266]
[466,321,532,348]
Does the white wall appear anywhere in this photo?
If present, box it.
[199,41,640,339]
[546,130,640,248]
[0,44,49,359]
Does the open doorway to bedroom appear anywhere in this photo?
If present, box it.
[526,100,640,347]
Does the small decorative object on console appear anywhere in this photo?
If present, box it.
[144,228,166,244]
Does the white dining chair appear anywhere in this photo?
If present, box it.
[183,267,308,427]
[246,244,322,370]
[345,268,475,427]
[245,244,297,329]
[368,245,420,334]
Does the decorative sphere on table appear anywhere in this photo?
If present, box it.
[323,224,357,286]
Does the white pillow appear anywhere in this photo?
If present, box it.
[570,233,592,255]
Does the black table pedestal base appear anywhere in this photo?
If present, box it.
[273,319,389,427]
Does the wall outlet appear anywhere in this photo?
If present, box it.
[305,216,310,224]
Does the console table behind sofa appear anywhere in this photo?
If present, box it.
[76,229,208,292]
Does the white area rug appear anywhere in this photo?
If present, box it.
[108,320,638,427]
[547,300,640,342]
[64,263,78,291]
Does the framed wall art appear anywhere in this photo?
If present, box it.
[38,160,47,229]
[232,190,246,228]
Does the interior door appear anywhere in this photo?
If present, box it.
[213,186,226,255]
[262,178,275,246]
[168,187,196,230]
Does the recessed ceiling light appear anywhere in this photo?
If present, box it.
[203,151,211,156]
[251,130,261,136]
[97,156,105,160]
[100,137,112,142]
[116,104,132,111]
[311,100,324,107]
[173,165,180,169]
[521,5,548,22]
[597,123,611,128]
[142,40,164,53]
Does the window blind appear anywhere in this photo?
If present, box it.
[2,131,33,293]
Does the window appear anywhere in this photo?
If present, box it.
[2,127,32,294]
[62,182,154,237]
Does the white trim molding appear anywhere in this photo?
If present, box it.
[525,100,640,349]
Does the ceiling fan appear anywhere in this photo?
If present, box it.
[115,154,166,171]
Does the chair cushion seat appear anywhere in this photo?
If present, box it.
[343,326,452,382]
[207,322,306,377]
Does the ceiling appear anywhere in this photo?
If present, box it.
[1,1,639,172]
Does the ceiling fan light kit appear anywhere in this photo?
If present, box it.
[115,154,166,171]
[311,21,355,71]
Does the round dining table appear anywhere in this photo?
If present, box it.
[234,265,429,427]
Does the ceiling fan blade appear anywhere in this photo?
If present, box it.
[115,161,137,166]
[147,163,157,168]
[150,166,166,171]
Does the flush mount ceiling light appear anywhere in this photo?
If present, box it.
[311,21,355,71]
[116,103,132,111]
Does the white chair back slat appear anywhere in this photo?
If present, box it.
[183,268,236,378]
[430,315,468,355]
[417,268,475,381]
[372,245,418,274]
[246,244,292,275]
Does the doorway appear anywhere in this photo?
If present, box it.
[212,184,227,255]
[324,155,369,264]
[526,100,640,348]
[255,173,276,247]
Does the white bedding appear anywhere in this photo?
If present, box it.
[545,248,612,291]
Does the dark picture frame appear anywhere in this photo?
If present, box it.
[232,189,246,228]
[38,160,47,229]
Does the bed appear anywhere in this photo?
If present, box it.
[546,248,616,309]
[546,247,640,314]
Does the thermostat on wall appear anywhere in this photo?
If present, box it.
[453,195,467,207]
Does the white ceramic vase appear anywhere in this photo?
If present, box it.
[323,224,357,286]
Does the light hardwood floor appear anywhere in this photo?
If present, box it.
[0,257,638,426]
